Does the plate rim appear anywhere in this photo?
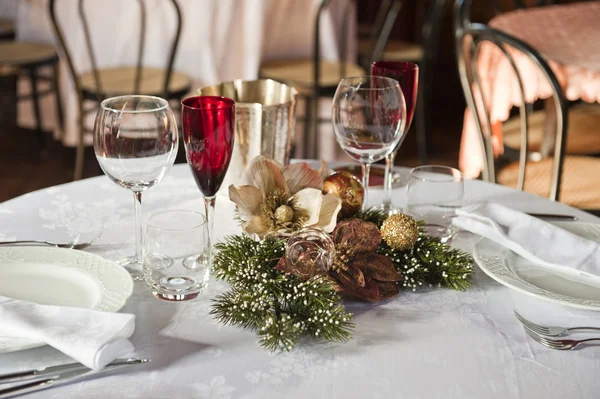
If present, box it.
[473,221,600,311]
[0,246,134,353]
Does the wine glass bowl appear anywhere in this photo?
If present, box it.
[181,96,235,269]
[182,96,235,197]
[332,75,406,209]
[371,62,419,213]
[94,95,179,280]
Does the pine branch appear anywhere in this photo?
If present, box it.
[212,235,354,352]
[354,208,474,291]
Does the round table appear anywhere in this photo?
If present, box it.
[0,163,599,398]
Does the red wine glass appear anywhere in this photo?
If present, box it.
[182,96,235,266]
[371,61,419,213]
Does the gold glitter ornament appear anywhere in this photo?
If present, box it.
[381,214,418,251]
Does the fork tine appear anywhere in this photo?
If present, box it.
[525,327,557,348]
[524,327,567,349]
[514,310,550,334]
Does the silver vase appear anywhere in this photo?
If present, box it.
[197,79,298,190]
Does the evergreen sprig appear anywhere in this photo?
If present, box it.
[211,209,474,351]
[211,235,354,352]
[355,208,474,291]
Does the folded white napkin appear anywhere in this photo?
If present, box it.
[0,296,135,370]
[452,202,600,279]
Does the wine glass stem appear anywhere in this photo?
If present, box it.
[133,191,143,266]
[383,151,396,209]
[204,195,216,265]
[361,163,371,210]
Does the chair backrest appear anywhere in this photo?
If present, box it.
[454,0,568,201]
[365,0,446,66]
[312,0,354,95]
[48,0,183,102]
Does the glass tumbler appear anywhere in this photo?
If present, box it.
[405,166,464,242]
[144,210,208,301]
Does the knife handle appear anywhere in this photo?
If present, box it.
[0,377,57,399]
[0,370,39,384]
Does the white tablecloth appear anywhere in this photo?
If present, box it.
[3,0,355,147]
[1,163,599,398]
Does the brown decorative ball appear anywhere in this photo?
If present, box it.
[323,171,365,218]
[381,214,418,251]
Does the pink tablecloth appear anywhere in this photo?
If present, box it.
[460,2,600,179]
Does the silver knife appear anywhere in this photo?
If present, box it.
[0,358,148,384]
[526,213,578,221]
[0,358,149,399]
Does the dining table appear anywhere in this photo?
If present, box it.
[1,161,600,398]
[1,0,355,148]
[459,1,600,179]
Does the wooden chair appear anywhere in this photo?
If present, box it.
[454,0,600,210]
[357,0,447,164]
[48,0,192,180]
[259,0,365,159]
[0,38,64,152]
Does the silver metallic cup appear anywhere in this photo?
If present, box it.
[198,79,299,189]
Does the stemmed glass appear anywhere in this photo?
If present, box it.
[94,95,179,280]
[371,62,419,213]
[332,76,406,209]
[181,96,235,267]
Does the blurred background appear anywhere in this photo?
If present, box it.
[0,0,597,207]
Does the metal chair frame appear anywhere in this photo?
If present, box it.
[363,0,447,164]
[302,0,354,159]
[48,0,187,180]
[454,0,567,201]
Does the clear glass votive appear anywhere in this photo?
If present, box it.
[405,165,464,242]
[144,210,209,301]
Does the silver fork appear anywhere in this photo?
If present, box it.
[0,234,97,250]
[524,327,600,350]
[514,310,600,337]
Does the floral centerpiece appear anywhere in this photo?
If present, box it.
[212,157,473,351]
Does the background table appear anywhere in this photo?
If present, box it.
[460,2,600,179]
[1,162,600,398]
[1,0,355,147]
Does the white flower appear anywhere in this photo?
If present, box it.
[229,156,340,239]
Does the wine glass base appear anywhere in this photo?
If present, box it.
[421,224,455,244]
[116,256,145,281]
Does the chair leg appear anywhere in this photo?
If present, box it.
[74,115,85,181]
[303,96,313,159]
[53,62,65,140]
[27,68,46,152]
[310,95,320,159]
[415,78,428,165]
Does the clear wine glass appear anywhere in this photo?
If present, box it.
[371,61,419,214]
[181,96,235,268]
[332,76,406,209]
[94,95,179,280]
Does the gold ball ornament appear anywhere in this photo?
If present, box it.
[323,171,365,218]
[381,214,419,251]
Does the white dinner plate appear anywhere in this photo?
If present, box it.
[473,222,600,311]
[0,246,134,353]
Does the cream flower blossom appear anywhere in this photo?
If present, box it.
[229,156,341,239]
